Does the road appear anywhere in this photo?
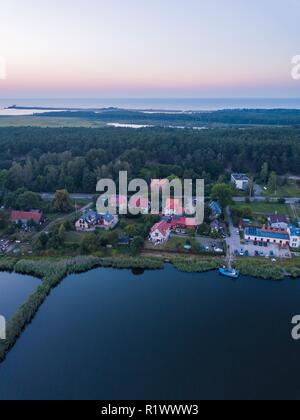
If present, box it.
[232,196,299,205]
[33,202,93,240]
[41,193,94,201]
[225,207,241,257]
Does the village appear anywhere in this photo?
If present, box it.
[0,173,300,262]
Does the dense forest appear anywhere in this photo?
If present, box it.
[0,126,299,193]
[36,108,300,126]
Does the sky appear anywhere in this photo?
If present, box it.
[0,0,300,98]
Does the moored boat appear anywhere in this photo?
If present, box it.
[219,267,240,279]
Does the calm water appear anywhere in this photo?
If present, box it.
[0,272,40,319]
[1,98,300,113]
[0,265,300,400]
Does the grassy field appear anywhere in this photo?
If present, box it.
[231,201,291,215]
[261,181,300,198]
[0,116,107,128]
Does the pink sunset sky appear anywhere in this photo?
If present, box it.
[0,0,300,98]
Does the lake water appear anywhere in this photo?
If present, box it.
[0,265,300,400]
[0,272,40,319]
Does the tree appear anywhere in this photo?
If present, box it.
[260,162,269,184]
[0,210,8,230]
[130,236,144,255]
[247,176,254,200]
[211,183,233,210]
[33,233,48,251]
[52,190,73,213]
[17,191,41,211]
[268,171,278,194]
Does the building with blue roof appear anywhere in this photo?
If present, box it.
[209,201,222,218]
[245,227,290,246]
[76,210,118,231]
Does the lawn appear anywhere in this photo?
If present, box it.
[261,181,300,198]
[145,236,199,253]
[231,201,291,216]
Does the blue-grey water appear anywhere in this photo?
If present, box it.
[1,98,300,113]
[0,272,40,319]
[0,265,300,400]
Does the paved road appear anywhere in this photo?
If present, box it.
[225,207,241,256]
[41,193,94,201]
[233,196,299,204]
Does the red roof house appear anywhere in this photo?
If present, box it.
[10,210,43,224]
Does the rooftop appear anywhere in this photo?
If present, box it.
[209,201,222,215]
[231,173,249,181]
[10,210,43,223]
[245,227,290,241]
[268,214,288,224]
[289,226,300,237]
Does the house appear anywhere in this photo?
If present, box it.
[231,173,250,190]
[10,210,44,226]
[209,201,222,218]
[245,227,290,247]
[109,195,127,212]
[268,214,289,230]
[288,226,300,249]
[75,210,118,232]
[149,221,171,244]
[163,198,184,216]
[75,210,100,231]
[128,196,150,214]
[102,213,119,229]
[149,216,199,244]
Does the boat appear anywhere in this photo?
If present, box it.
[219,267,240,279]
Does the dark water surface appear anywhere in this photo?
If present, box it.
[0,265,300,400]
[0,272,40,319]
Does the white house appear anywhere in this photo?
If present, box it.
[76,211,118,232]
[288,226,300,249]
[231,173,250,190]
[149,221,171,244]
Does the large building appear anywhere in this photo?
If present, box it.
[231,173,250,191]
[245,227,290,247]
[288,226,300,249]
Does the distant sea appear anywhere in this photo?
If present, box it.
[1,98,300,116]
